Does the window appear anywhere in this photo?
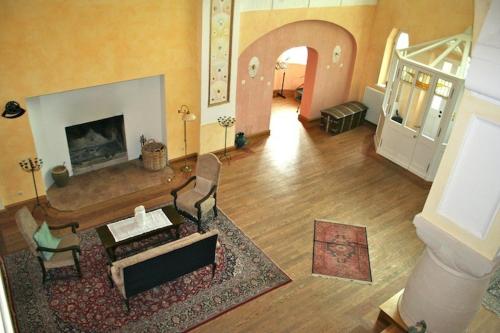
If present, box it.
[377,30,409,87]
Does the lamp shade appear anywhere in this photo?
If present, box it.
[182,112,196,122]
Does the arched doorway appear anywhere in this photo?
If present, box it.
[235,20,356,138]
[271,46,318,136]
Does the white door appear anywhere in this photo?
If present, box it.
[410,78,456,179]
[380,66,434,169]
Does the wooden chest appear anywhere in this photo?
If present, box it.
[320,101,368,135]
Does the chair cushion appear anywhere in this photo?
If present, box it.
[44,233,80,269]
[176,189,215,218]
[33,222,61,260]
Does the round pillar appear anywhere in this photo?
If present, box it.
[398,247,493,333]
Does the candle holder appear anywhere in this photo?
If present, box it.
[217,116,236,162]
[19,157,47,215]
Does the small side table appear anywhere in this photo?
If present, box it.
[375,289,408,332]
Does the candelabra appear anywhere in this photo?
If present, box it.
[178,105,197,173]
[19,157,46,214]
[217,116,236,161]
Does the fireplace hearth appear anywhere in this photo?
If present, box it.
[65,115,127,174]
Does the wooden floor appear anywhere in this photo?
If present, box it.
[1,97,498,332]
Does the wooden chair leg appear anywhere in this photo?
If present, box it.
[212,262,217,279]
[197,209,202,232]
[107,272,114,288]
[125,299,130,313]
[37,257,47,284]
[73,251,82,278]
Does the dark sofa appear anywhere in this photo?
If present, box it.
[109,230,219,310]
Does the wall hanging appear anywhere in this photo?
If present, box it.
[209,0,234,106]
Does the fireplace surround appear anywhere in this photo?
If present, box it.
[27,75,166,189]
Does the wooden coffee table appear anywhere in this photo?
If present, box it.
[96,205,184,262]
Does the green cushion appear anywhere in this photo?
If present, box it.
[33,222,61,260]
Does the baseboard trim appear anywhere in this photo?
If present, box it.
[5,195,48,210]
[168,152,198,164]
[246,129,271,140]
[298,114,320,123]
[209,130,270,156]
[210,145,237,156]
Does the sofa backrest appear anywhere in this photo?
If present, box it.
[121,230,218,299]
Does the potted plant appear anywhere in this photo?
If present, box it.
[51,162,69,187]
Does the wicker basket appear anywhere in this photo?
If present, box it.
[142,140,167,171]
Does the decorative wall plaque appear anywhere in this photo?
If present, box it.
[248,56,260,78]
[209,0,234,106]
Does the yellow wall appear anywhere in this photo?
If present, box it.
[238,1,473,102]
[0,0,201,205]
[363,0,474,89]
[199,123,235,155]
[239,6,377,102]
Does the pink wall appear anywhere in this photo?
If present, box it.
[273,63,306,91]
[236,20,356,136]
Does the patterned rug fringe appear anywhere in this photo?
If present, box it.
[311,273,373,285]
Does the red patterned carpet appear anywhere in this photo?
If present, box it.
[4,210,291,332]
[312,219,372,283]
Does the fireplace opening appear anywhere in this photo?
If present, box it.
[65,115,127,174]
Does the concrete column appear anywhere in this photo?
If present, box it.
[398,215,499,332]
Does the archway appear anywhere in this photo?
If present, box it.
[270,46,318,136]
[235,20,357,137]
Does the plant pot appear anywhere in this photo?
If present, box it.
[51,165,69,187]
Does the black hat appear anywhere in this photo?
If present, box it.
[2,101,26,119]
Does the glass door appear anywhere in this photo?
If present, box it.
[410,77,454,178]
[380,64,434,169]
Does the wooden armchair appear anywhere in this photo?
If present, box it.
[171,153,222,232]
[15,206,81,283]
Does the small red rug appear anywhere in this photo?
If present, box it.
[312,219,372,283]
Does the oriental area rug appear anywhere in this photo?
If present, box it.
[312,219,372,283]
[482,268,500,316]
[4,210,291,332]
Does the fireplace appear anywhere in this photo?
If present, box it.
[65,115,127,174]
[27,75,166,189]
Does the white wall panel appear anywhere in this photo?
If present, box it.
[341,0,377,7]
[310,0,342,8]
[362,86,384,124]
[239,0,377,12]
[438,116,500,239]
[239,0,272,11]
[273,0,309,10]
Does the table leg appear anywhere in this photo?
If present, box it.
[106,247,117,262]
